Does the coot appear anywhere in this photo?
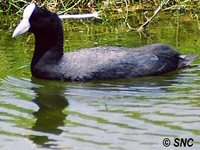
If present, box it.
[12,3,197,81]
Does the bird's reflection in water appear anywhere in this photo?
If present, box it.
[29,77,68,148]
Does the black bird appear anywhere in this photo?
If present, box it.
[13,3,197,81]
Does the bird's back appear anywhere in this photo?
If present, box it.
[61,44,182,81]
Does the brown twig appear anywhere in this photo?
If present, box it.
[195,14,200,32]
[137,0,170,32]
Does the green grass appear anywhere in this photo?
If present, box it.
[0,0,200,15]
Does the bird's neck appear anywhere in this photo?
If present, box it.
[31,26,64,72]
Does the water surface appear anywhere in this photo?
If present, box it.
[0,12,200,150]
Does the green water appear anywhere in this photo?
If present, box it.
[0,12,200,150]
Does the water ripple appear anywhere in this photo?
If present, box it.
[0,66,200,150]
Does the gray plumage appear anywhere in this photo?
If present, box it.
[33,44,196,81]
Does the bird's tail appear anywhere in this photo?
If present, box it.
[178,54,198,69]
